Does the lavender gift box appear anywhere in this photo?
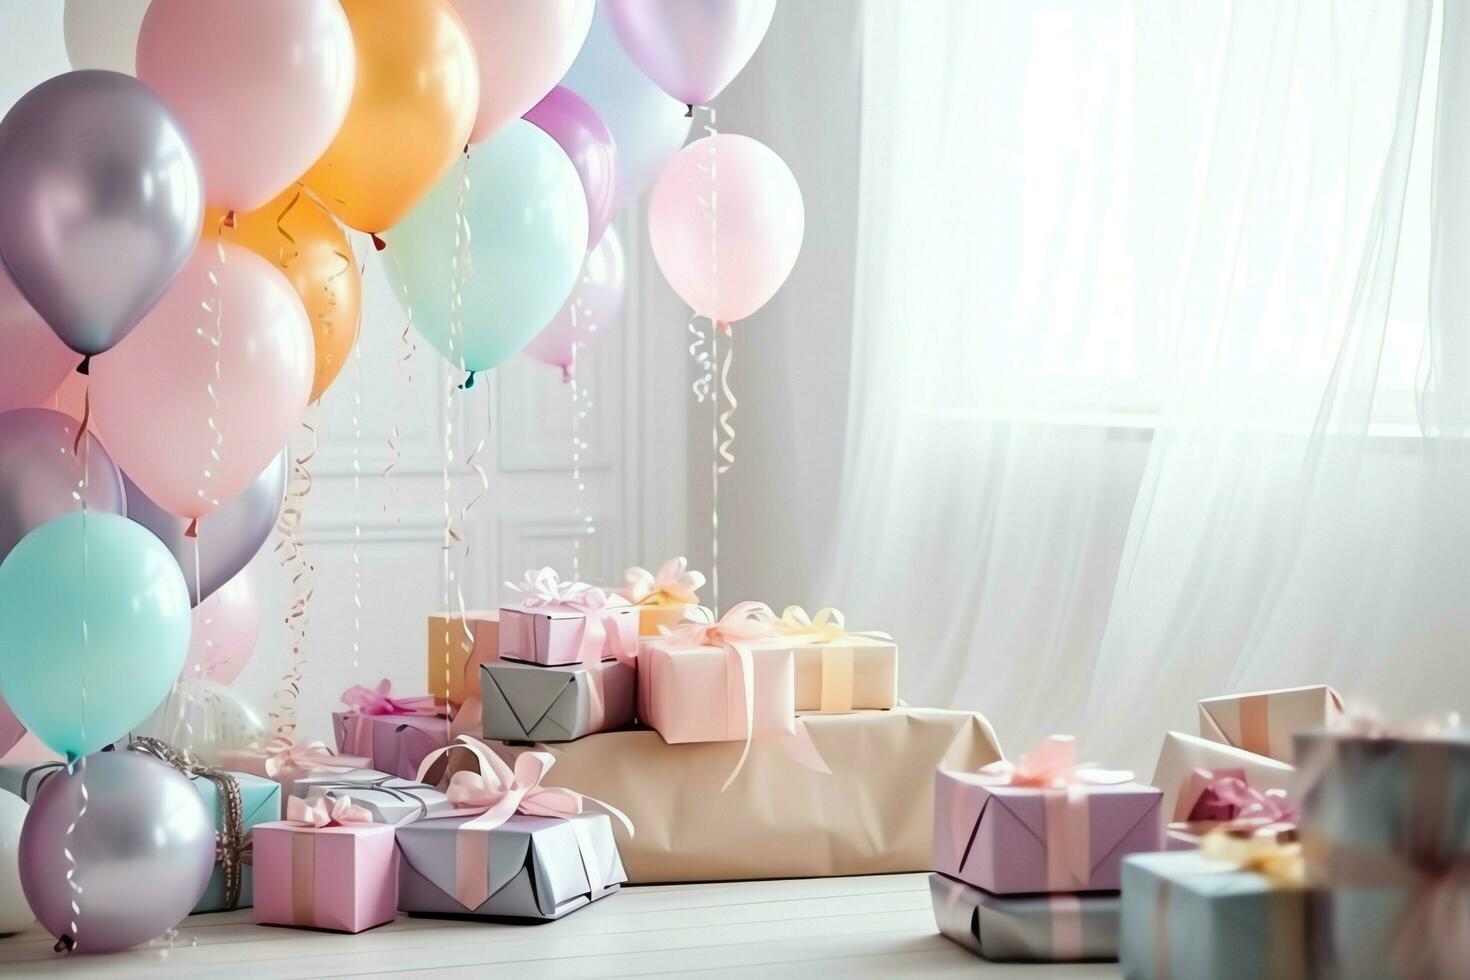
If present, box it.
[332,680,452,782]
[498,567,639,667]
[929,873,1120,962]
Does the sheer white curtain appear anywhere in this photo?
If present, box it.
[827,0,1470,768]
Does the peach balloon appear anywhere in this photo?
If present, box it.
[90,243,313,521]
[208,188,362,402]
[648,134,804,324]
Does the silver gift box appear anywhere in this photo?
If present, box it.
[0,760,65,802]
[291,767,452,825]
[396,811,626,921]
[479,657,636,743]
[930,874,1120,962]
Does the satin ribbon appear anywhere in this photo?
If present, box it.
[506,568,633,673]
[261,736,360,781]
[286,794,375,828]
[339,678,445,718]
[1185,770,1296,824]
[616,557,706,607]
[507,566,610,612]
[973,735,1133,891]
[414,735,633,911]
[1048,895,1083,962]
[762,605,893,713]
[283,795,374,928]
[304,773,441,825]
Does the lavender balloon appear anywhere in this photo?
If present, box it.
[525,87,619,252]
[123,449,286,606]
[19,752,214,953]
[0,71,202,361]
[602,0,777,108]
[0,408,124,565]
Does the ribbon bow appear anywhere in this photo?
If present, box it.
[507,566,610,612]
[975,734,1133,789]
[286,794,375,828]
[1186,770,1297,825]
[261,736,359,779]
[762,604,893,645]
[617,557,705,607]
[1200,824,1304,883]
[339,678,445,718]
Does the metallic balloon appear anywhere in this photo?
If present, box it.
[19,752,214,953]
[0,791,28,936]
[122,449,287,606]
[601,0,776,108]
[0,71,203,358]
[0,408,125,565]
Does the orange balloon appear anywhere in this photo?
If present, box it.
[207,188,362,402]
[301,0,479,234]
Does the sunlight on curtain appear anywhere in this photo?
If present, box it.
[827,0,1465,768]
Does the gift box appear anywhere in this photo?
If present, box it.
[252,797,398,934]
[190,769,280,912]
[0,759,64,802]
[1119,847,1313,980]
[427,610,499,709]
[395,736,628,922]
[614,558,706,636]
[1160,767,1297,852]
[1295,726,1470,980]
[1152,730,1295,822]
[638,624,797,745]
[332,680,452,782]
[475,707,1002,883]
[929,873,1119,962]
[499,568,639,666]
[479,656,635,743]
[1198,685,1343,763]
[934,736,1162,894]
[216,738,372,799]
[760,605,898,713]
[291,768,451,825]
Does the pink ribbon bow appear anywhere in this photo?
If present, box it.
[262,736,359,780]
[507,567,615,613]
[339,679,444,718]
[286,794,375,828]
[1185,769,1297,825]
[617,557,705,606]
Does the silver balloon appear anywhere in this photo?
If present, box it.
[0,408,124,565]
[19,752,214,953]
[123,449,286,606]
[0,70,202,358]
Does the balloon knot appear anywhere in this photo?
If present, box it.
[371,233,387,252]
[561,366,573,384]
[184,517,199,538]
[54,935,75,954]
[716,320,733,335]
[685,103,695,118]
[75,355,90,376]
[458,371,478,390]
[222,209,236,230]
[463,143,470,156]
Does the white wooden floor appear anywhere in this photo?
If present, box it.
[0,874,1120,978]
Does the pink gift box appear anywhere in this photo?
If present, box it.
[933,768,1163,894]
[498,603,639,666]
[252,821,397,933]
[333,711,453,782]
[637,637,796,744]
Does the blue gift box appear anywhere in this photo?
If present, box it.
[191,770,281,913]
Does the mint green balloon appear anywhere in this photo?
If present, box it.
[384,119,590,377]
[0,512,190,759]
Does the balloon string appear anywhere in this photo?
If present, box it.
[716,322,736,474]
[352,294,362,674]
[196,218,227,515]
[380,240,417,525]
[701,107,722,614]
[268,420,316,739]
[72,387,89,457]
[439,150,472,743]
[61,412,92,952]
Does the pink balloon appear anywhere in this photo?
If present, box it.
[455,0,595,145]
[34,371,103,445]
[524,226,626,380]
[648,134,804,324]
[603,0,776,108]
[0,265,80,414]
[136,0,356,213]
[525,86,618,251]
[181,569,259,685]
[90,242,313,521]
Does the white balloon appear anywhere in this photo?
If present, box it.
[63,0,150,75]
[0,790,30,935]
[134,679,266,766]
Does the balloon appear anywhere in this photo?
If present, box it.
[453,0,594,145]
[0,71,203,359]
[92,243,312,522]
[524,227,627,380]
[123,451,287,608]
[209,188,362,402]
[134,679,265,766]
[0,696,22,762]
[302,0,479,234]
[19,752,214,953]
[0,409,125,566]
[562,7,691,211]
[0,792,28,935]
[649,134,804,323]
[0,267,80,414]
[181,571,259,686]
[62,0,149,74]
[603,0,776,108]
[525,87,618,251]
[383,120,588,376]
[137,0,356,214]
[0,513,191,759]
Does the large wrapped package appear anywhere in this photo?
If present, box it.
[930,874,1120,962]
[1198,685,1343,762]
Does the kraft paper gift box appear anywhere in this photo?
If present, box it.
[614,558,706,636]
[252,800,398,934]
[477,706,1002,883]
[934,737,1163,894]
[1294,726,1470,980]
[332,680,453,781]
[291,768,451,825]
[479,657,636,743]
[930,873,1120,962]
[1152,730,1295,822]
[1198,684,1343,763]
[427,610,499,708]
[1119,848,1313,980]
[499,568,639,666]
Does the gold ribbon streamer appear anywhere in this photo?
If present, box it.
[269,421,317,739]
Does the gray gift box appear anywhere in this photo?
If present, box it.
[291,768,452,825]
[479,657,636,743]
[930,873,1119,962]
[0,760,65,802]
[396,811,626,921]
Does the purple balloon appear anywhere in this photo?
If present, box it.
[0,70,202,360]
[20,752,214,953]
[123,449,286,607]
[525,87,619,252]
[0,408,125,565]
[602,0,777,108]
